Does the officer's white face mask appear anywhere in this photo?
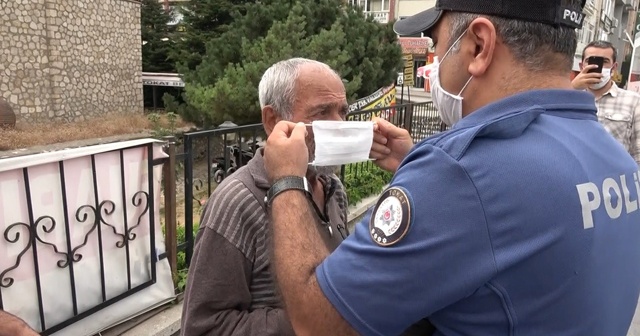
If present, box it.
[429,30,473,126]
[589,67,612,90]
[308,120,374,166]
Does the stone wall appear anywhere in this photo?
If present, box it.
[0,0,143,123]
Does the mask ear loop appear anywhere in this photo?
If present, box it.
[441,28,469,61]
[457,76,473,96]
[440,28,472,97]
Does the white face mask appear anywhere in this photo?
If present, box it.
[309,120,374,166]
[428,31,473,127]
[589,68,612,90]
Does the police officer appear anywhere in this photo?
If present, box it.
[261,0,640,335]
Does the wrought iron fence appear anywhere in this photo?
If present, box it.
[0,143,161,335]
[181,124,266,265]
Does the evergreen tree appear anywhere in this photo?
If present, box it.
[169,0,253,73]
[165,0,403,127]
[141,0,175,72]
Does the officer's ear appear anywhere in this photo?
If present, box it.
[466,17,496,77]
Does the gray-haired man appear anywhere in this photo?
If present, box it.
[180,58,350,335]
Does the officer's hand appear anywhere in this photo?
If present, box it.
[370,117,413,173]
[263,121,309,183]
[572,64,603,90]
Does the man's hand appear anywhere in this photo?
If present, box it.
[572,64,602,90]
[370,117,414,173]
[0,310,39,336]
[264,121,309,182]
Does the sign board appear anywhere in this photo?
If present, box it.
[398,37,432,56]
[635,12,640,36]
[142,79,185,87]
[397,72,404,85]
[347,84,397,120]
[402,54,415,86]
[0,140,175,335]
[142,72,185,87]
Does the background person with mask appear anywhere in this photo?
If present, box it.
[259,0,640,335]
[572,40,640,164]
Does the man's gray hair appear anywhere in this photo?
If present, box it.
[446,0,580,72]
[258,58,341,120]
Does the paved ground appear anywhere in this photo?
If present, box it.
[400,86,431,103]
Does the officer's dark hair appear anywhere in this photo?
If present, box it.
[581,40,617,62]
[446,0,581,73]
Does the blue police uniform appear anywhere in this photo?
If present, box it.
[316,89,640,336]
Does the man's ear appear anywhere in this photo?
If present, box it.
[466,17,496,77]
[262,106,279,135]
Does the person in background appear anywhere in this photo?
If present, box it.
[572,40,640,164]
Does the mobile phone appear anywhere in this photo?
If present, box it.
[586,56,604,73]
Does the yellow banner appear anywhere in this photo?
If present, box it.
[346,85,396,121]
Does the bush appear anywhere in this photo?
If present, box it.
[343,163,393,205]
[175,222,200,293]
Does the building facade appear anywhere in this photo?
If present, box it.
[570,0,639,78]
[354,0,639,85]
[0,0,143,123]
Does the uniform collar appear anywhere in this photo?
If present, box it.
[454,89,597,129]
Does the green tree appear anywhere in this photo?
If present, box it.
[165,0,403,127]
[170,0,253,73]
[141,0,175,72]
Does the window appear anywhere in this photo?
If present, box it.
[349,0,389,12]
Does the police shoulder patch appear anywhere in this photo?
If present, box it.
[369,186,412,247]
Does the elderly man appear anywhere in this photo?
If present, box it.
[179,58,350,336]
[261,0,640,335]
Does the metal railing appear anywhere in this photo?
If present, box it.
[181,124,266,265]
[0,143,161,335]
